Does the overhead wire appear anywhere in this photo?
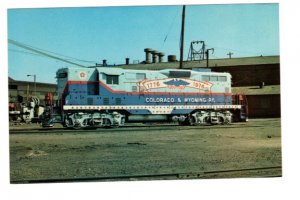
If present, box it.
[24,44,98,64]
[8,39,95,67]
[160,7,181,50]
[9,48,49,58]
[8,48,95,64]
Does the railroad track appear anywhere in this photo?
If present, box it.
[8,122,271,134]
[11,166,282,184]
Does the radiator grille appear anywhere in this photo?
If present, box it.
[115,98,121,105]
[87,98,93,105]
[103,98,109,105]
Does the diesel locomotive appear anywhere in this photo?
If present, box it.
[42,67,248,128]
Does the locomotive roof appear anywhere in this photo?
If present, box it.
[90,67,230,76]
[58,66,230,76]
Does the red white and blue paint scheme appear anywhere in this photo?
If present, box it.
[42,67,248,128]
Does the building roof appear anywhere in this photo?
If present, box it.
[232,85,280,95]
[8,76,56,87]
[118,55,279,70]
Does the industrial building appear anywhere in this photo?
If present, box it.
[232,85,280,118]
[8,77,57,105]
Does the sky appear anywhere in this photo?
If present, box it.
[7,3,279,84]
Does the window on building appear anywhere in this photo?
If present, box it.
[106,75,119,85]
[9,85,18,90]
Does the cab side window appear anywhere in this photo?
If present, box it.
[106,75,119,85]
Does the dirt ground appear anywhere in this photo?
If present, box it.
[9,118,281,183]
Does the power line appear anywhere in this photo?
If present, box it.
[161,7,181,50]
[26,45,97,64]
[8,39,92,67]
[10,39,97,64]
[9,48,94,64]
[9,48,48,58]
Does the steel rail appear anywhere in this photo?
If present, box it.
[9,123,275,135]
[11,166,282,184]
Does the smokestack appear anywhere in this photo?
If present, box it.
[168,55,177,62]
[103,59,107,66]
[151,50,158,63]
[158,52,165,63]
[125,58,130,65]
[144,48,152,64]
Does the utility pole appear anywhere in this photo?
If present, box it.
[205,48,214,67]
[227,52,233,59]
[202,41,206,60]
[179,5,186,69]
[27,74,36,96]
[27,84,29,101]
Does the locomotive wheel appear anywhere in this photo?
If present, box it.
[111,124,119,128]
[178,121,188,126]
[219,116,231,125]
[178,118,190,126]
[223,118,230,125]
[103,118,112,128]
[188,115,196,126]
[73,124,82,129]
[64,118,74,128]
[218,117,225,125]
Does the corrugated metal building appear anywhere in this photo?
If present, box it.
[8,77,57,105]
[232,85,280,118]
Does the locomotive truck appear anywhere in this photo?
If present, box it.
[42,67,248,128]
